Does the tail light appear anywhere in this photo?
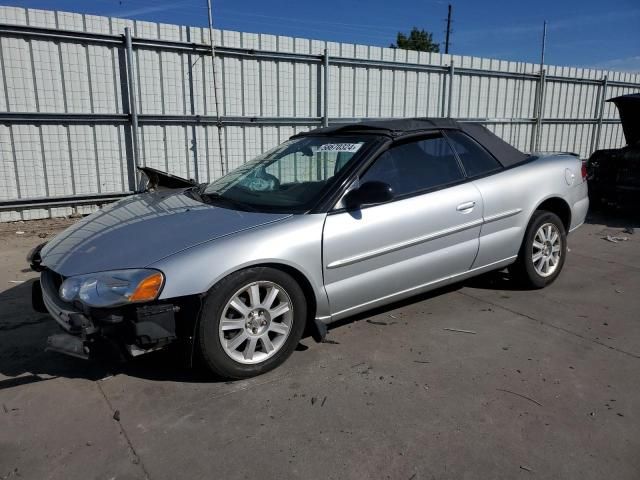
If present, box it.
[581,160,588,182]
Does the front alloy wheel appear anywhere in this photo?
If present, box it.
[198,267,306,379]
[219,281,293,364]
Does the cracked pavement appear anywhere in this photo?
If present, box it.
[1,215,639,479]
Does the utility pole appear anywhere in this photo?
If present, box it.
[444,4,452,54]
[539,20,547,70]
[206,0,226,176]
[532,21,548,153]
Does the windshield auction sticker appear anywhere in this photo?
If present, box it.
[317,143,363,153]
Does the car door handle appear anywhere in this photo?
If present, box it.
[456,201,476,212]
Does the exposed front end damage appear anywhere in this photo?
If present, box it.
[26,183,299,367]
[137,166,197,192]
[31,262,198,363]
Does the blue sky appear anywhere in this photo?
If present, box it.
[5,0,640,72]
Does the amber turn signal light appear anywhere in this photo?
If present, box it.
[129,272,164,302]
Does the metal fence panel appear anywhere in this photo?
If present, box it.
[1,5,639,221]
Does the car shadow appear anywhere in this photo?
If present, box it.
[326,283,464,333]
[585,208,639,230]
[0,268,530,387]
[325,268,536,335]
[459,269,535,292]
[0,279,219,386]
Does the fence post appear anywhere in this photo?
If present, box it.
[590,74,608,154]
[440,66,447,117]
[124,27,140,190]
[535,69,546,151]
[447,61,455,118]
[530,68,546,152]
[323,49,329,127]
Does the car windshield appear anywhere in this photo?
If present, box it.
[201,135,372,212]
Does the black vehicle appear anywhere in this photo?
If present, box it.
[588,93,640,210]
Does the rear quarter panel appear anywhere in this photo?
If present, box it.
[471,154,587,268]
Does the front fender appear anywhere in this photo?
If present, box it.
[149,214,331,319]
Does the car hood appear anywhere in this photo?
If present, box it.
[40,190,291,277]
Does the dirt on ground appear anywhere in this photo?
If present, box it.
[0,217,79,240]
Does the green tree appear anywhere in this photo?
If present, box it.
[391,27,440,52]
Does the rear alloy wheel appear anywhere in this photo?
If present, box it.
[510,210,567,288]
[198,267,306,379]
[531,223,562,278]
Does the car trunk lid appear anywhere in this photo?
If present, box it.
[608,94,640,147]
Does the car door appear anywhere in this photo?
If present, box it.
[443,130,525,268]
[322,133,484,320]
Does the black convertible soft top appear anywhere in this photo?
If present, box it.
[296,118,529,168]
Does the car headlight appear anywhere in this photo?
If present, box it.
[59,269,164,308]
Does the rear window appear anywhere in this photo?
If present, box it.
[446,131,502,177]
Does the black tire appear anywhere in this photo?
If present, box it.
[197,267,307,379]
[509,210,567,289]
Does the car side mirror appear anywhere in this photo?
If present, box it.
[343,181,394,210]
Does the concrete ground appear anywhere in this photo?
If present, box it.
[0,213,638,480]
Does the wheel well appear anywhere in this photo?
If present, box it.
[255,263,319,337]
[536,197,571,231]
[185,263,321,367]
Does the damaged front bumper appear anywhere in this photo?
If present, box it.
[35,269,181,361]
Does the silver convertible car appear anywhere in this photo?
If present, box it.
[29,119,589,378]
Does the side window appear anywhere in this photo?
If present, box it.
[446,131,502,177]
[360,135,464,197]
